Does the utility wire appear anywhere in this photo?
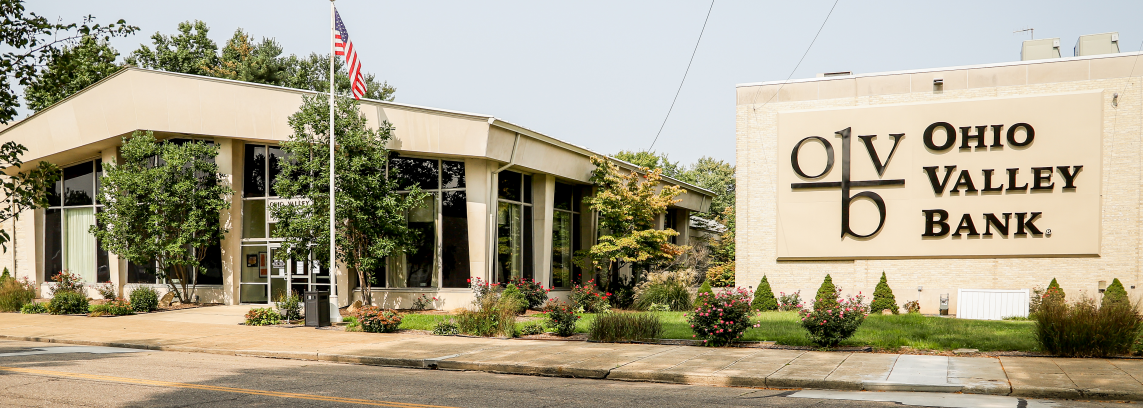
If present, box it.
[648,0,715,151]
[750,0,840,109]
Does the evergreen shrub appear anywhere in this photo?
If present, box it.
[869,272,899,314]
[501,284,528,315]
[20,302,47,314]
[1103,278,1129,309]
[814,274,837,308]
[48,291,89,315]
[752,275,778,311]
[129,286,159,312]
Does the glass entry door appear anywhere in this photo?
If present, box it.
[241,245,330,304]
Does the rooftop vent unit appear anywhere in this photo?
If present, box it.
[1021,38,1061,61]
[1075,32,1120,57]
[816,71,852,78]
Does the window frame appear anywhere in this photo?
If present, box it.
[45,158,107,284]
[495,170,533,284]
[549,181,580,290]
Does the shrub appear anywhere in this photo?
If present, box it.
[0,277,36,312]
[508,277,549,310]
[903,300,921,314]
[633,270,693,311]
[705,263,734,287]
[612,285,635,310]
[518,321,545,336]
[501,284,528,315]
[777,291,803,312]
[686,287,755,346]
[647,303,670,312]
[1046,278,1065,302]
[411,294,436,311]
[752,275,778,311]
[245,307,282,326]
[1036,295,1142,357]
[342,315,361,332]
[869,272,899,315]
[0,267,9,281]
[48,291,89,315]
[95,282,117,300]
[432,320,459,336]
[129,286,159,312]
[801,292,868,347]
[354,306,402,333]
[589,312,663,342]
[814,274,837,308]
[49,271,85,296]
[1103,278,1129,309]
[544,299,580,337]
[20,302,47,314]
[467,277,497,303]
[571,279,610,313]
[697,280,713,301]
[276,293,302,321]
[89,298,134,316]
[1029,286,1046,316]
[457,295,516,337]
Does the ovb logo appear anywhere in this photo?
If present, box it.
[790,127,904,239]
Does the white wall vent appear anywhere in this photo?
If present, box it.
[956,289,1029,320]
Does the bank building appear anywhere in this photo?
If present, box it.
[0,67,714,308]
[737,33,1138,318]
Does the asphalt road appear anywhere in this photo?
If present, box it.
[0,340,1131,408]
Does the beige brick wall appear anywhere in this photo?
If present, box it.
[736,54,1143,314]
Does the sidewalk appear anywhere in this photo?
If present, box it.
[2,312,1142,401]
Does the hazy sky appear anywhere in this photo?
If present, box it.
[23,1,1143,166]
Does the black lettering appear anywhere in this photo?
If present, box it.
[922,209,950,237]
[959,125,987,149]
[955,214,980,236]
[842,191,887,239]
[791,136,834,179]
[981,169,1004,192]
[983,213,1011,236]
[1015,212,1044,236]
[1057,166,1082,189]
[923,122,956,151]
[952,170,978,193]
[923,165,957,195]
[1031,167,1054,190]
[1006,168,1028,192]
[1007,123,1034,147]
[858,133,904,177]
[990,124,1004,147]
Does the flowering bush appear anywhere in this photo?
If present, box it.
[355,306,403,333]
[686,287,756,346]
[244,307,282,326]
[543,299,580,336]
[49,270,85,296]
[777,291,803,312]
[508,277,549,310]
[411,293,438,311]
[571,279,610,313]
[468,277,497,303]
[903,300,920,314]
[96,282,118,300]
[800,292,868,347]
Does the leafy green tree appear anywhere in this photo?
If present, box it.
[1102,278,1129,309]
[270,94,425,306]
[582,156,684,294]
[202,29,288,85]
[815,274,838,308]
[281,52,396,101]
[869,272,899,314]
[0,0,137,123]
[677,157,735,219]
[24,35,121,111]
[92,131,231,302]
[613,150,683,178]
[752,275,777,311]
[0,142,60,252]
[127,20,218,76]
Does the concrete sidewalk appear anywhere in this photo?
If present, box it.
[1,313,1142,401]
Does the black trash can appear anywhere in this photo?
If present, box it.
[305,291,331,327]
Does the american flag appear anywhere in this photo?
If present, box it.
[334,9,366,100]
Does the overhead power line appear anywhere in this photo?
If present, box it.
[648,0,715,151]
[750,0,840,109]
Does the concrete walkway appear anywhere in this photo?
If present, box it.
[1,313,1141,401]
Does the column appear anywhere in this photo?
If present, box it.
[216,139,242,305]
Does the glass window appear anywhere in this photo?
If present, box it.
[242,200,266,239]
[496,201,522,283]
[46,179,61,207]
[45,160,102,283]
[440,190,470,288]
[498,171,521,201]
[44,209,62,276]
[390,156,438,190]
[552,211,573,288]
[128,260,158,284]
[523,204,533,280]
[389,194,437,288]
[268,146,284,197]
[63,162,94,206]
[554,182,573,211]
[442,161,465,189]
[523,175,533,204]
[244,145,266,198]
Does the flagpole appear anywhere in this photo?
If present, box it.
[328,0,341,323]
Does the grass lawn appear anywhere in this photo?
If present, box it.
[398,310,1038,352]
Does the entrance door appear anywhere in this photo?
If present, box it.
[267,247,330,303]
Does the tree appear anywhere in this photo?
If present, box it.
[281,52,396,101]
[92,131,231,302]
[613,150,683,178]
[697,280,713,298]
[0,0,137,123]
[677,157,735,219]
[24,35,122,111]
[126,20,218,76]
[1102,278,1129,309]
[1047,278,1065,302]
[270,94,426,306]
[582,156,684,294]
[202,29,288,85]
[0,142,59,252]
[752,275,777,311]
[869,272,899,314]
[815,274,838,308]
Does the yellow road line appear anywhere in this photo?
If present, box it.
[0,365,455,408]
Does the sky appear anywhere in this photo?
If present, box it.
[22,0,1143,166]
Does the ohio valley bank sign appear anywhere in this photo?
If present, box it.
[775,91,1102,259]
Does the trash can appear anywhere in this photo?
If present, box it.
[305,291,330,327]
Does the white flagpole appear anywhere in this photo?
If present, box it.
[328,0,341,322]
